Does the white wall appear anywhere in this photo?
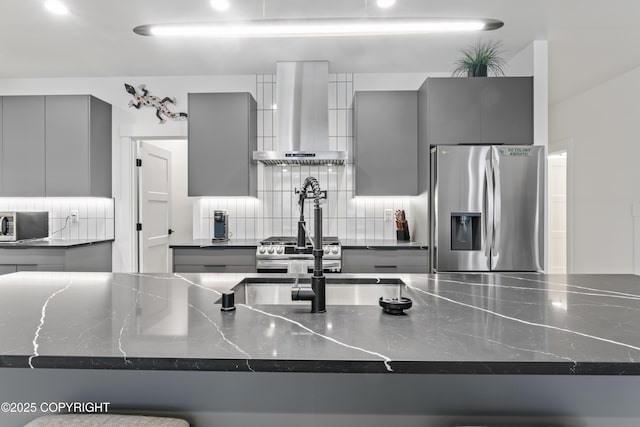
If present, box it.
[550,65,640,273]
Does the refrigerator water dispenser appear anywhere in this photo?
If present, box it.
[451,213,481,251]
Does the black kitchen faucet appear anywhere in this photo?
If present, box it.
[292,176,327,313]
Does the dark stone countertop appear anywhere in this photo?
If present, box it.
[0,239,114,248]
[341,239,428,249]
[169,239,262,248]
[1,272,640,375]
[169,239,427,249]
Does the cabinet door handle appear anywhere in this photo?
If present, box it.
[204,264,227,268]
[374,265,398,269]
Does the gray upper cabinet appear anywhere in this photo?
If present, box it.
[480,78,534,145]
[422,77,533,146]
[188,92,257,197]
[0,95,111,197]
[2,96,46,196]
[353,91,418,196]
[45,95,112,197]
[425,78,482,146]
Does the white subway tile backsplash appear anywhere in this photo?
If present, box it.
[356,219,366,240]
[0,198,114,241]
[345,218,355,239]
[365,199,375,217]
[257,110,264,136]
[374,218,384,240]
[264,83,273,109]
[86,219,97,240]
[246,218,255,238]
[263,110,273,136]
[328,110,337,137]
[328,82,337,109]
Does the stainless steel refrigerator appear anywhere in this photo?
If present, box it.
[430,145,544,272]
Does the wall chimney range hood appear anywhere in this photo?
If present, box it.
[253,61,349,166]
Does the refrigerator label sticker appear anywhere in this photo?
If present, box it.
[498,147,532,157]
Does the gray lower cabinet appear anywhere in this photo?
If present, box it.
[353,91,418,196]
[421,77,533,146]
[342,248,429,274]
[0,242,112,276]
[0,95,111,197]
[188,93,257,197]
[0,265,16,275]
[2,96,46,196]
[173,248,256,273]
[45,95,112,197]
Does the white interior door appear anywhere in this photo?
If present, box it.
[139,142,172,273]
[548,152,567,274]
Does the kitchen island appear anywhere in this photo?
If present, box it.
[2,272,640,426]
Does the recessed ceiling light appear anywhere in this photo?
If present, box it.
[377,0,396,9]
[44,0,69,15]
[133,18,503,38]
[210,0,230,11]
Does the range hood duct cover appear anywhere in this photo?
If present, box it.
[253,61,349,165]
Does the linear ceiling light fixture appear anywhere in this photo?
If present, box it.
[133,18,503,38]
[44,0,69,15]
[210,0,230,11]
[376,0,396,9]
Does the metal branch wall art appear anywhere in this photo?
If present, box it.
[124,83,188,124]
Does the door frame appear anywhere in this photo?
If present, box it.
[137,141,173,273]
[548,138,575,274]
[129,136,187,273]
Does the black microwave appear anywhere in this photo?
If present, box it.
[0,212,49,242]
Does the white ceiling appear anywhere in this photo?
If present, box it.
[1,0,639,104]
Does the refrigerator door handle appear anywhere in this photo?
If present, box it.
[484,157,494,258]
[492,153,501,254]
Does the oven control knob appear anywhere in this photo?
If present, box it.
[324,246,330,254]
[331,247,339,254]
[258,247,266,254]
[268,247,275,254]
[276,246,284,254]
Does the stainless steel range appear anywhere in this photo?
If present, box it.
[256,236,342,273]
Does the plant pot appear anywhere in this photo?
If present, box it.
[468,64,488,77]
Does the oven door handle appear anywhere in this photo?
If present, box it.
[0,217,8,236]
[256,259,342,269]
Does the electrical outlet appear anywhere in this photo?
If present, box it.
[70,210,79,223]
[384,209,393,222]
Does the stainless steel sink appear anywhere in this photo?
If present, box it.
[218,277,415,306]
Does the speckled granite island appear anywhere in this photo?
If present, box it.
[2,272,640,426]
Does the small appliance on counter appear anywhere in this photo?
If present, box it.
[395,210,410,241]
[0,211,49,242]
[212,210,229,242]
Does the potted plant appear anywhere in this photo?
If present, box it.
[452,40,506,77]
